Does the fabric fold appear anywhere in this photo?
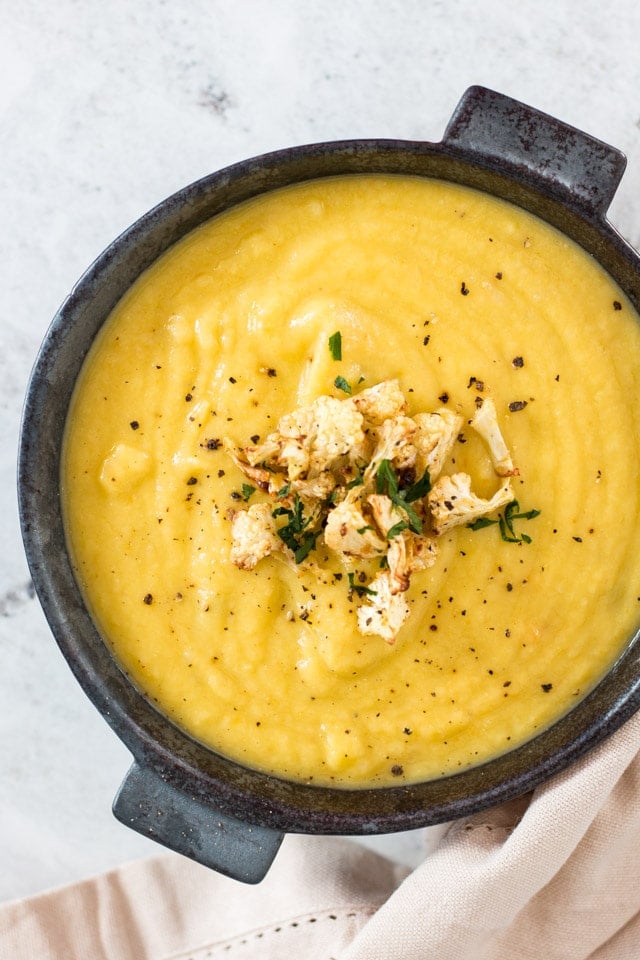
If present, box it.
[341,710,640,959]
[1,712,640,960]
[0,835,405,960]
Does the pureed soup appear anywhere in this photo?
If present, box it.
[62,175,640,787]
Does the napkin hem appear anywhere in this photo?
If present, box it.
[163,903,382,960]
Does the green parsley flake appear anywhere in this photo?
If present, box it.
[328,331,342,361]
[348,572,377,597]
[467,500,540,543]
[375,459,424,534]
[387,520,409,539]
[272,495,321,563]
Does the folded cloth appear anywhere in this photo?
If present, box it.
[343,709,640,960]
[0,834,407,960]
[2,711,640,960]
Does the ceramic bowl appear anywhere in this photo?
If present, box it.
[18,86,640,882]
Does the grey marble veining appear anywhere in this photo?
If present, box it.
[3,0,640,902]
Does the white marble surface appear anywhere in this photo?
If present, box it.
[3,0,640,903]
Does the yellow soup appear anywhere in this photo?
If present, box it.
[62,175,640,787]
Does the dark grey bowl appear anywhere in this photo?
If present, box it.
[18,86,640,883]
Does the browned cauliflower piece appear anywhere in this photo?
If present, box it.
[243,432,308,481]
[349,379,407,425]
[428,473,514,535]
[406,533,439,572]
[366,493,437,592]
[412,408,463,481]
[356,571,411,643]
[290,471,337,502]
[386,531,438,593]
[367,415,418,478]
[230,503,282,570]
[244,395,365,480]
[324,499,387,559]
[307,396,366,474]
[222,440,274,491]
[366,492,397,535]
[471,397,517,476]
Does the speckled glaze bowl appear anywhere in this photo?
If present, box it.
[18,87,640,883]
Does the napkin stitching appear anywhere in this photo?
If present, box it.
[162,902,382,960]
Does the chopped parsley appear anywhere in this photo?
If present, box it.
[467,516,498,531]
[241,483,256,501]
[468,500,540,543]
[387,520,410,539]
[404,468,431,503]
[375,459,426,534]
[346,467,365,489]
[375,458,399,497]
[348,572,377,597]
[328,331,342,361]
[272,495,321,563]
[334,375,352,395]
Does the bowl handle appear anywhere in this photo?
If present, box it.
[113,760,284,883]
[443,85,626,218]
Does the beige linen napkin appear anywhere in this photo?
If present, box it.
[2,711,640,960]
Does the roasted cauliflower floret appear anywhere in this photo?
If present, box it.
[230,502,282,570]
[367,415,418,478]
[471,397,517,476]
[324,499,387,559]
[412,408,463,481]
[386,531,438,593]
[356,571,411,643]
[245,395,365,480]
[349,379,407,425]
[366,493,399,537]
[308,395,366,474]
[290,471,337,502]
[428,472,514,535]
[243,431,309,481]
[222,439,273,491]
